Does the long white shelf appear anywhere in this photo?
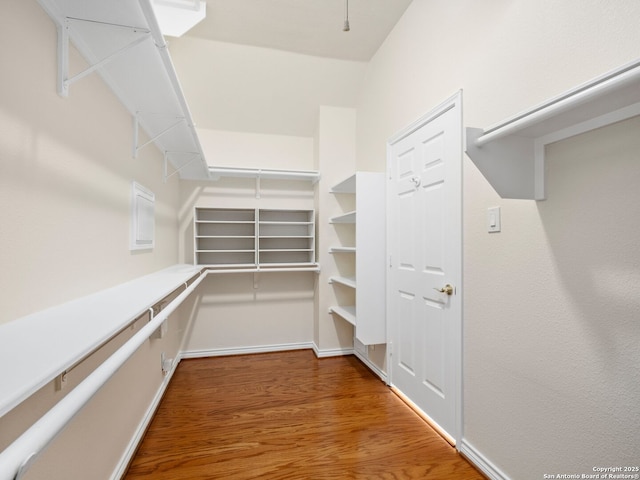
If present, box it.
[465,58,640,200]
[36,0,211,181]
[0,264,202,418]
[0,261,326,419]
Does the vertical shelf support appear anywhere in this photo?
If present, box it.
[56,21,68,97]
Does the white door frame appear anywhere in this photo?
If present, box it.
[385,90,463,445]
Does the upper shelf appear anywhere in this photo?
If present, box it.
[465,59,640,200]
[36,0,210,180]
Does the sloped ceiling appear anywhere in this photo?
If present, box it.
[185,0,413,62]
[169,0,412,136]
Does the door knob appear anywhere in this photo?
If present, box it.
[434,284,454,295]
[410,176,421,187]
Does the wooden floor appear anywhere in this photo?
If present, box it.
[124,350,484,479]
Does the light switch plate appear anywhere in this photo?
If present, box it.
[488,206,501,233]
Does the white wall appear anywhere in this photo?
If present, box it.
[0,2,180,325]
[356,0,640,478]
[0,1,184,478]
[168,36,367,137]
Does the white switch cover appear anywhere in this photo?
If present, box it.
[488,206,501,233]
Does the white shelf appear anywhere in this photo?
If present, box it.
[329,305,356,326]
[36,0,210,181]
[328,172,386,345]
[194,208,316,267]
[329,246,356,253]
[329,276,357,289]
[0,264,202,418]
[466,58,640,200]
[329,174,356,194]
[329,211,356,224]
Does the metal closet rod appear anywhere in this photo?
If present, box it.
[474,58,640,147]
[209,166,321,182]
[0,271,207,480]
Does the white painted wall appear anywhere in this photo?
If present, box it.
[197,128,315,171]
[0,1,184,478]
[356,0,640,477]
[168,36,367,137]
[0,2,180,325]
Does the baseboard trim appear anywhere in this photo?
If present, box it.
[459,439,510,480]
[110,356,181,480]
[311,343,355,358]
[181,342,315,358]
[353,350,387,383]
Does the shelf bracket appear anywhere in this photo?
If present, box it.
[133,114,186,158]
[57,18,151,97]
[465,127,539,200]
[163,151,201,183]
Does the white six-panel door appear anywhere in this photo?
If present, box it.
[387,92,462,443]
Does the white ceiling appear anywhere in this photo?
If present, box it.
[185,0,413,61]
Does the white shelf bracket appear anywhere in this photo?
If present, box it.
[133,114,186,158]
[57,18,151,98]
[163,151,201,183]
[465,58,640,201]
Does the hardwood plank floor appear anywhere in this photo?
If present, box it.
[123,350,484,479]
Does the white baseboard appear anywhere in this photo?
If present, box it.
[181,342,315,358]
[459,439,510,480]
[311,342,354,358]
[110,356,181,480]
[353,350,387,383]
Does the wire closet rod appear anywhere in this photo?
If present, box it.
[0,271,207,480]
[208,166,321,182]
[474,58,640,147]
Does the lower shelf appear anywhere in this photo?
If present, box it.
[329,305,356,326]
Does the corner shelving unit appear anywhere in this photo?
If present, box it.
[466,58,640,200]
[194,207,318,271]
[328,172,386,345]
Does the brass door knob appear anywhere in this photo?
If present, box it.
[434,284,454,295]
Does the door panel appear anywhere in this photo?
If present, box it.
[387,93,462,442]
